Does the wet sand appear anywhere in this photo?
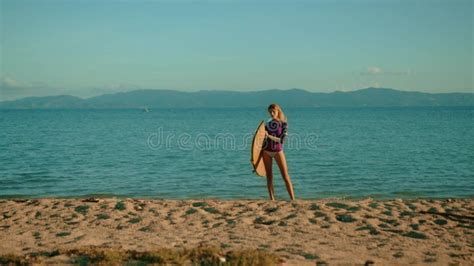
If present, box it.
[0,198,473,265]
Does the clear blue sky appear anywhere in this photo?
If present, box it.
[0,0,472,100]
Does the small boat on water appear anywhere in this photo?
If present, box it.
[142,107,150,113]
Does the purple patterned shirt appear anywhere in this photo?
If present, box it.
[263,119,288,152]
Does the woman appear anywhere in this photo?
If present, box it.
[263,103,295,201]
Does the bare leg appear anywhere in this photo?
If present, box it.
[275,151,295,200]
[262,151,275,200]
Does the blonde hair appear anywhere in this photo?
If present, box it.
[267,103,287,122]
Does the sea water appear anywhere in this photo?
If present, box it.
[0,107,473,199]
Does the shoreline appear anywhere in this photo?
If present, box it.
[1,194,473,200]
[1,198,473,265]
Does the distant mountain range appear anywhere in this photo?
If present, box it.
[0,87,473,109]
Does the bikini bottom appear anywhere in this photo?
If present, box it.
[264,150,280,158]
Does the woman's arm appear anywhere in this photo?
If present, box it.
[266,133,282,143]
[278,122,288,144]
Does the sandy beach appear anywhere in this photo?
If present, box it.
[0,197,473,265]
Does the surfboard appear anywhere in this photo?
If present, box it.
[250,120,267,177]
